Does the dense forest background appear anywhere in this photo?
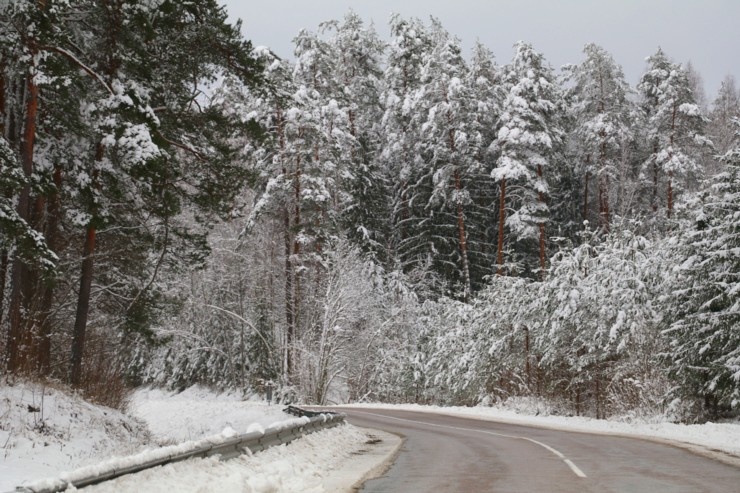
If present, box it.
[1,3,738,422]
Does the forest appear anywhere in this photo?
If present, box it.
[1,2,738,422]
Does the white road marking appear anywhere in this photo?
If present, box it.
[351,410,588,479]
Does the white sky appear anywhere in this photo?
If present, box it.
[220,0,739,101]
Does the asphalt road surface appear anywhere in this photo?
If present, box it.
[337,408,740,493]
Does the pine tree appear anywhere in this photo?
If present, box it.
[566,44,633,233]
[493,42,563,278]
[664,118,740,417]
[638,48,710,218]
[709,75,740,156]
[379,15,433,276]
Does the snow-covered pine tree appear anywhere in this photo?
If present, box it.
[663,118,740,418]
[379,15,434,279]
[638,48,710,218]
[320,13,392,265]
[493,42,563,278]
[709,75,740,157]
[566,44,633,232]
[413,27,494,299]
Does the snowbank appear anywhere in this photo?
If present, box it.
[3,384,392,492]
[0,380,150,491]
[128,386,303,444]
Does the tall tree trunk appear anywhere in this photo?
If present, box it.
[289,153,302,381]
[0,252,7,329]
[496,178,506,276]
[652,144,659,213]
[667,103,677,217]
[600,176,610,233]
[275,105,294,382]
[70,145,102,386]
[36,163,62,375]
[6,73,39,373]
[70,224,97,386]
[524,326,531,388]
[667,172,673,219]
[0,72,6,330]
[583,158,590,224]
[454,170,471,301]
[283,207,294,380]
[537,164,546,280]
[447,121,471,299]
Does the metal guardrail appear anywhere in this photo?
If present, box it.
[10,408,344,493]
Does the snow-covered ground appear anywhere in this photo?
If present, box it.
[1,383,394,492]
[342,399,740,459]
[0,380,150,491]
[128,386,298,444]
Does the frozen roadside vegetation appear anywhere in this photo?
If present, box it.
[344,398,740,458]
[2,383,389,492]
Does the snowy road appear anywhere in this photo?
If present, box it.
[339,408,740,493]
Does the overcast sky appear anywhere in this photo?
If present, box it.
[220,0,739,101]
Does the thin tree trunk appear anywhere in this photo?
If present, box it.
[290,153,302,379]
[496,178,506,276]
[454,170,471,301]
[36,163,62,375]
[537,164,546,280]
[70,144,102,386]
[70,223,97,386]
[583,158,590,224]
[283,208,293,380]
[445,116,471,299]
[652,144,659,213]
[275,104,294,382]
[667,103,677,217]
[0,252,7,329]
[524,326,531,388]
[600,176,610,233]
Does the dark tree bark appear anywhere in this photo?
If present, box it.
[6,73,39,373]
[70,221,97,386]
[36,163,62,375]
[496,178,506,276]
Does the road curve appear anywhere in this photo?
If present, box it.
[335,408,740,493]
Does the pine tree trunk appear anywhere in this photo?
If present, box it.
[36,163,62,375]
[447,120,471,299]
[70,145,102,387]
[583,163,590,224]
[496,178,506,276]
[70,224,97,386]
[537,165,546,280]
[283,208,294,380]
[524,326,531,388]
[0,252,7,329]
[652,144,659,213]
[290,154,302,381]
[454,170,471,301]
[6,73,39,373]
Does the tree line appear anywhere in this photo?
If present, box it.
[2,7,738,420]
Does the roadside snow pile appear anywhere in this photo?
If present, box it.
[4,385,379,492]
[0,380,150,491]
[345,401,740,457]
[82,424,369,493]
[129,386,303,444]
